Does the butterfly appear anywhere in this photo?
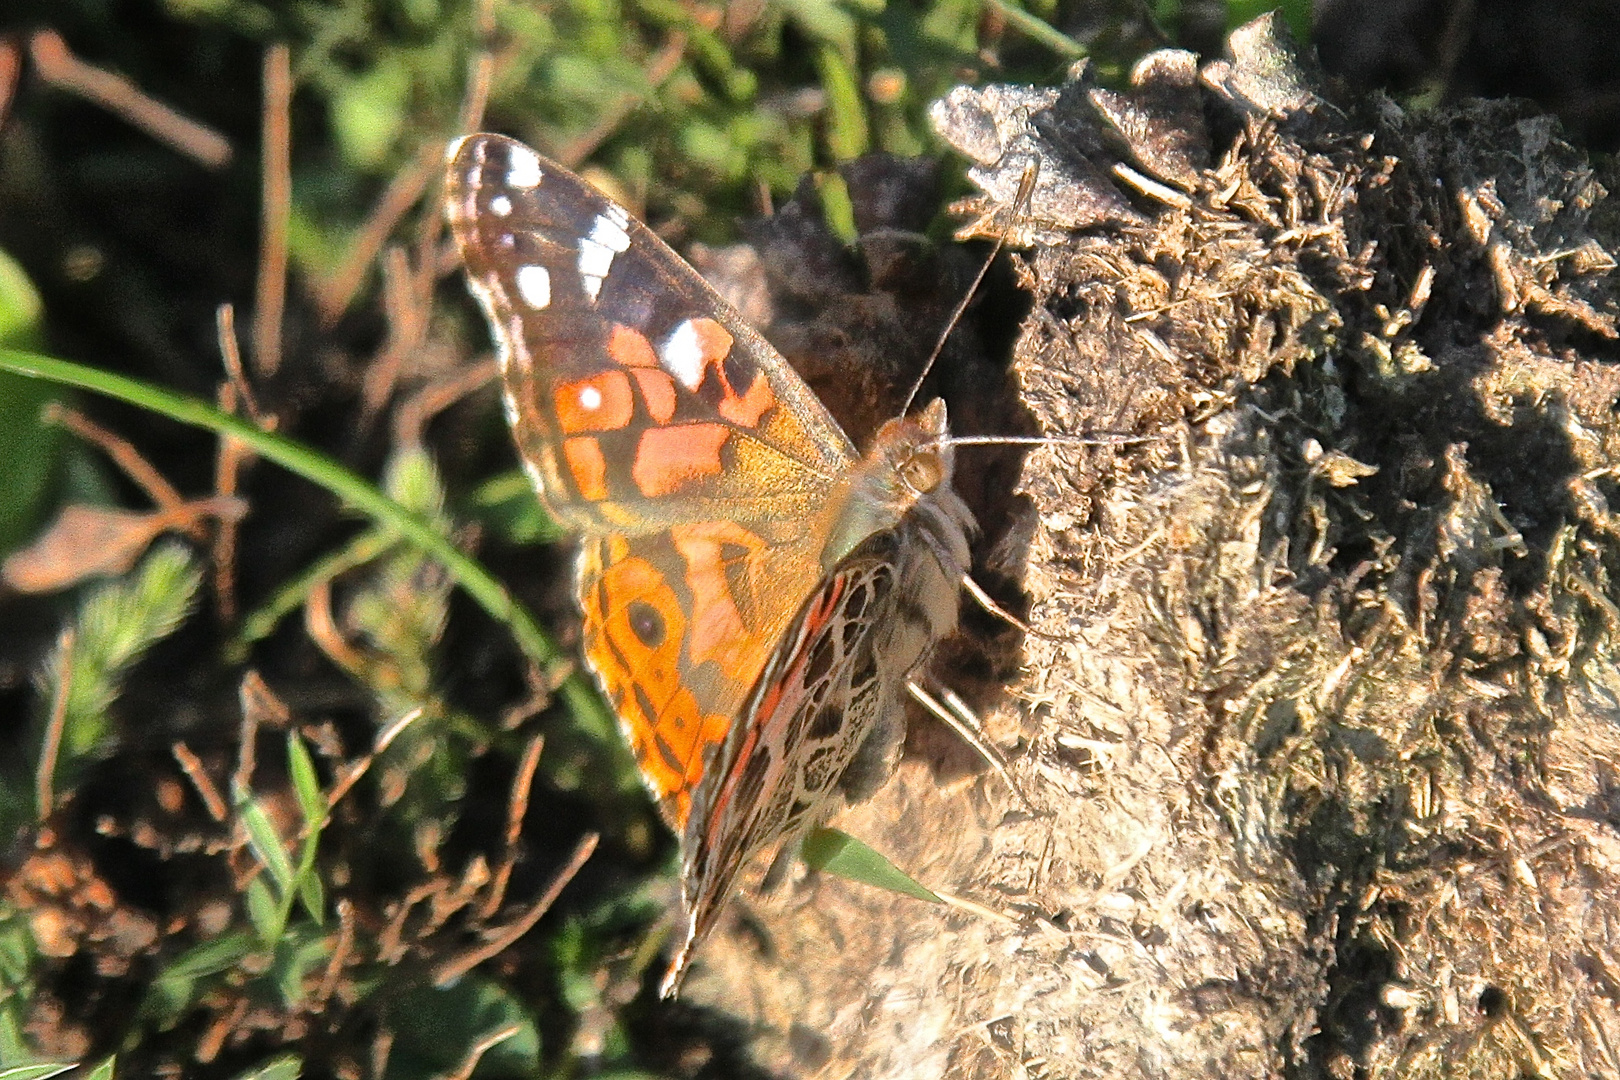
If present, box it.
[445,133,977,996]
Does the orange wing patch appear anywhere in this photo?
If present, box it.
[716,366,773,428]
[633,424,730,497]
[608,324,659,368]
[563,437,609,501]
[670,521,772,674]
[688,318,733,369]
[555,371,634,433]
[582,539,730,829]
[631,367,677,423]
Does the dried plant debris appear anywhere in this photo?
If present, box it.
[677,14,1620,1079]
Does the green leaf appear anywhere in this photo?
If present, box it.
[817,172,858,245]
[384,980,541,1076]
[468,470,564,545]
[272,932,331,1008]
[229,1056,300,1080]
[245,877,279,942]
[812,44,868,161]
[82,1058,116,1080]
[0,1066,77,1080]
[285,734,324,831]
[778,0,858,51]
[141,932,257,1027]
[800,827,941,903]
[240,798,294,892]
[296,871,325,928]
[0,248,56,557]
[982,0,1086,57]
[1226,0,1311,39]
[330,60,410,169]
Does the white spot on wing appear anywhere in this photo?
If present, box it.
[515,264,551,309]
[578,239,615,281]
[660,320,706,390]
[591,209,631,250]
[577,210,633,303]
[578,385,603,410]
[489,194,512,216]
[506,145,543,189]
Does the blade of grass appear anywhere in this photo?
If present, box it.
[0,348,615,744]
[983,0,1086,58]
[800,826,941,903]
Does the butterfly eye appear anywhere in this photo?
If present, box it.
[899,450,944,495]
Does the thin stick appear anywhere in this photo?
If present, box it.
[253,44,292,378]
[393,358,498,448]
[28,30,232,168]
[196,997,249,1064]
[0,38,21,132]
[901,160,1039,416]
[315,144,442,325]
[46,403,188,511]
[480,733,545,919]
[930,887,1020,924]
[945,433,1153,449]
[442,1024,522,1080]
[232,670,286,800]
[35,628,75,820]
[432,831,599,986]
[313,898,356,1009]
[360,245,422,422]
[324,707,425,812]
[215,304,264,423]
[172,740,229,822]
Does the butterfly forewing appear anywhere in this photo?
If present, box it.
[445,134,856,535]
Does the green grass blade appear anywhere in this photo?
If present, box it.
[229,1056,301,1080]
[983,0,1086,58]
[240,797,294,893]
[0,348,616,743]
[800,827,941,903]
[285,734,323,830]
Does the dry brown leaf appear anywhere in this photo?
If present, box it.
[3,497,247,593]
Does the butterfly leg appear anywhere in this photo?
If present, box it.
[906,678,1032,811]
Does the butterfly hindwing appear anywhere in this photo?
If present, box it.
[575,523,827,830]
[663,525,956,994]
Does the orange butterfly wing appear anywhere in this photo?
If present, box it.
[445,134,857,825]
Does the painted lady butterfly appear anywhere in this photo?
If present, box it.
[445,134,976,995]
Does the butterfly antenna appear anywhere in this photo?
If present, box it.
[900,159,1041,417]
[944,433,1155,450]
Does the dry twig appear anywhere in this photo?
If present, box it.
[253,45,292,378]
[432,831,599,986]
[28,29,231,167]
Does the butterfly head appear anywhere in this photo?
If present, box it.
[885,397,953,501]
[819,398,972,572]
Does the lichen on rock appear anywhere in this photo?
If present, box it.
[679,15,1620,1079]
